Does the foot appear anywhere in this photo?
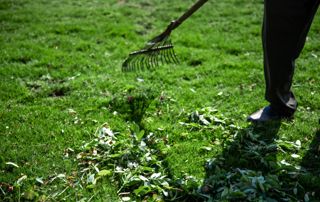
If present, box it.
[247,106,293,123]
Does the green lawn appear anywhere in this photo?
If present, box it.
[0,0,319,201]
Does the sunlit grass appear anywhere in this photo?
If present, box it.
[0,0,319,201]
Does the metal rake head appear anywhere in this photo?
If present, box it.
[122,38,179,71]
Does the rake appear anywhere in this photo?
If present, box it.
[122,0,208,71]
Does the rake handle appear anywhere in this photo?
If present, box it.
[166,0,209,32]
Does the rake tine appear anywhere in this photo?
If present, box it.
[145,54,151,69]
[169,50,177,64]
[147,52,153,69]
[151,51,158,68]
[158,50,165,65]
[131,58,135,71]
[134,56,140,70]
[142,56,146,69]
[138,56,143,70]
[151,52,155,68]
[129,56,136,71]
[154,51,160,67]
[170,48,179,64]
[169,49,176,64]
[164,49,172,64]
[134,57,139,71]
[161,49,168,65]
[169,48,176,63]
[129,58,134,71]
[152,53,157,68]
[122,59,128,71]
[163,49,170,65]
[140,55,145,71]
[174,51,180,64]
[126,58,133,71]
[130,58,135,71]
[128,56,136,70]
[149,52,155,68]
[148,55,153,69]
[139,56,144,70]
[122,40,178,71]
[144,55,149,70]
[151,51,156,68]
[165,48,174,64]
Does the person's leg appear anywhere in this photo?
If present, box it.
[248,0,319,122]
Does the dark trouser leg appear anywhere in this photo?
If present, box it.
[263,0,319,116]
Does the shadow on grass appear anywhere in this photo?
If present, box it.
[106,89,157,130]
[200,121,282,201]
[199,121,320,201]
[299,128,320,198]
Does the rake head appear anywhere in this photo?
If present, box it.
[122,34,179,71]
[122,0,209,71]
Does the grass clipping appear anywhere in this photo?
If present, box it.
[75,123,201,201]
[73,107,318,201]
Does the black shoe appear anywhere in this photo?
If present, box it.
[247,106,293,123]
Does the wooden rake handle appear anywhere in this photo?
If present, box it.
[146,0,208,48]
[166,0,209,32]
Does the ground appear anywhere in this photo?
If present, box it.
[0,0,319,201]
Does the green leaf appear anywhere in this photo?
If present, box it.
[86,184,95,189]
[133,185,152,196]
[221,187,230,198]
[229,191,246,199]
[140,166,154,172]
[97,170,112,177]
[123,176,141,187]
[23,188,39,200]
[109,153,122,158]
[137,130,145,141]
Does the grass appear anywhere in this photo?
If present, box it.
[0,0,319,201]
